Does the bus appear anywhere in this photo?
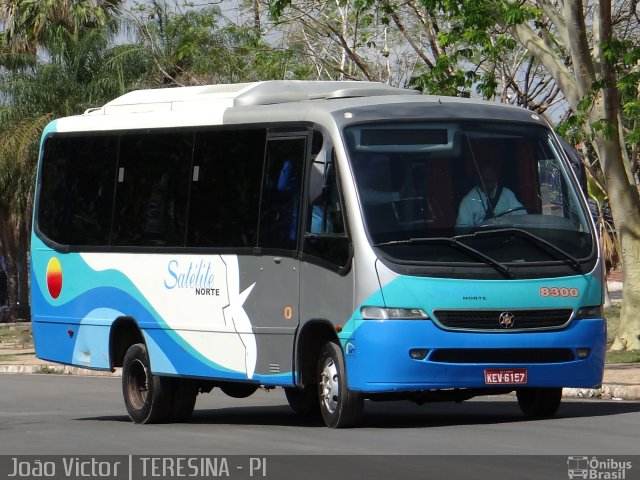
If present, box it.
[31,81,606,428]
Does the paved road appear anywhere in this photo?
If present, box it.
[1,374,639,479]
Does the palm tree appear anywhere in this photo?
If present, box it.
[1,0,123,51]
[0,0,148,320]
[0,0,313,320]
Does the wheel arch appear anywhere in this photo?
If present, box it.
[109,316,145,371]
[294,319,339,388]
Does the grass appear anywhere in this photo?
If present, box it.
[37,366,60,374]
[604,304,640,363]
[0,354,20,362]
[604,304,621,344]
[606,350,640,363]
[0,324,33,347]
[0,327,16,339]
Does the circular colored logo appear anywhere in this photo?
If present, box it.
[46,257,63,299]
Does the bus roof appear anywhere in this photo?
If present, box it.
[52,81,543,133]
[96,81,418,114]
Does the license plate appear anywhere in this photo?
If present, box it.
[484,368,527,385]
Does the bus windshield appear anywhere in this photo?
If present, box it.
[345,121,594,265]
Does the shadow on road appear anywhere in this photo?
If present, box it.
[77,398,640,429]
[357,398,640,429]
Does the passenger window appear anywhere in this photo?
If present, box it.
[258,138,306,251]
[112,132,192,246]
[308,155,345,235]
[304,149,351,271]
[38,135,118,246]
[188,129,265,248]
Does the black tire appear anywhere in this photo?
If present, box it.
[169,379,198,423]
[517,387,562,418]
[284,385,320,416]
[122,343,173,424]
[317,341,363,428]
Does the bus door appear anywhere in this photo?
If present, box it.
[246,133,307,381]
[299,138,354,378]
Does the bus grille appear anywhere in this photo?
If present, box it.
[429,348,575,364]
[432,309,572,331]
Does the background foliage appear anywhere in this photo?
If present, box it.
[0,0,638,349]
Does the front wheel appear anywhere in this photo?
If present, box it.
[318,341,363,428]
[284,385,320,416]
[516,387,562,418]
[122,343,173,424]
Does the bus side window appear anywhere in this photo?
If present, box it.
[304,150,350,271]
[38,135,117,246]
[112,133,192,247]
[187,129,264,248]
[258,138,306,251]
[309,155,345,235]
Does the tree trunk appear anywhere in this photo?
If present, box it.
[14,245,30,321]
[0,212,30,322]
[590,104,640,351]
[613,259,640,351]
[4,258,20,322]
[593,0,640,350]
[610,205,640,350]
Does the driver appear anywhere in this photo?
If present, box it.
[456,165,525,227]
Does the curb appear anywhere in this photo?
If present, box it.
[0,364,121,376]
[563,385,640,401]
[1,363,638,400]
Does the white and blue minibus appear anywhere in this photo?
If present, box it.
[31,81,605,427]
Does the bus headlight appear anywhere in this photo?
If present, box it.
[575,306,603,319]
[360,306,429,320]
[576,348,591,359]
[409,348,430,360]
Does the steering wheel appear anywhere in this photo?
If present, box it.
[492,206,529,218]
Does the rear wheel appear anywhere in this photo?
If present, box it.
[318,341,363,428]
[284,385,320,415]
[122,343,173,424]
[169,379,198,422]
[517,387,562,418]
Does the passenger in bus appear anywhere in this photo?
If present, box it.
[456,165,525,227]
[143,172,176,244]
[307,150,340,235]
[277,159,301,242]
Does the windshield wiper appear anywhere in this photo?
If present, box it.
[374,237,514,279]
[456,228,583,273]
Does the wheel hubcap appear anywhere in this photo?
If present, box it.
[127,358,149,410]
[320,357,339,413]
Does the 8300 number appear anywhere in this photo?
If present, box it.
[539,287,579,297]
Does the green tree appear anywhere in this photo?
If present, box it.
[1,0,123,56]
[268,0,562,105]
[270,0,640,350]
[127,1,312,86]
[411,0,640,350]
[0,0,148,319]
[268,0,416,84]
